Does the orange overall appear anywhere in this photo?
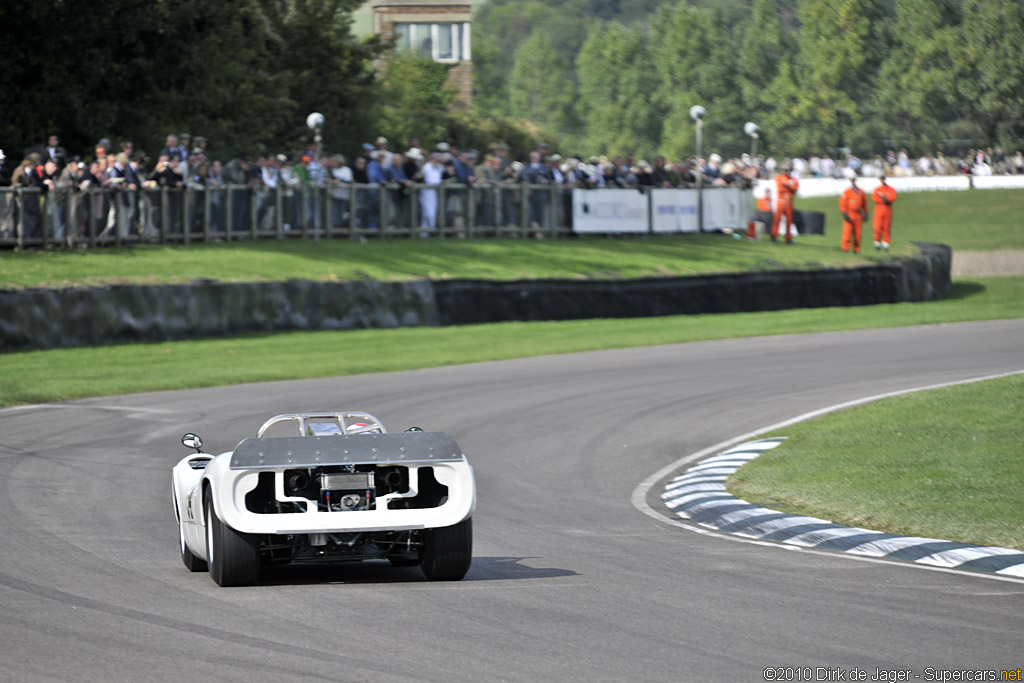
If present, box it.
[771,173,799,241]
[871,183,898,246]
[839,186,869,253]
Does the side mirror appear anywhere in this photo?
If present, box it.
[182,433,203,452]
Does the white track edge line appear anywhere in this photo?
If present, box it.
[630,368,1024,584]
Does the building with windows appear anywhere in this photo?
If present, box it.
[371,0,473,106]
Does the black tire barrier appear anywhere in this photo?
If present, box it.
[753,210,826,235]
[0,243,951,351]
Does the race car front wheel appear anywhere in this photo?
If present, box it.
[205,492,260,587]
[420,517,472,581]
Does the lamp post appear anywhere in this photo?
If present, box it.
[306,112,325,159]
[306,112,325,241]
[744,121,760,175]
[690,105,705,238]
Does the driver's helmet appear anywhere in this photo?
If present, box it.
[346,422,381,434]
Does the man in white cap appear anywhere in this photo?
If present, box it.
[706,153,722,180]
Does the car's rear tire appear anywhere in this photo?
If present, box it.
[420,517,472,581]
[205,492,260,587]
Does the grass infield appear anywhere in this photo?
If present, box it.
[729,374,1024,551]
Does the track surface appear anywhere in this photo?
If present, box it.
[2,320,1022,682]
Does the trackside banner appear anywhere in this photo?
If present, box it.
[572,188,649,233]
[572,188,752,234]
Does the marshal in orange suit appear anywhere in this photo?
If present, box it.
[771,166,799,243]
[839,175,869,253]
[871,175,898,252]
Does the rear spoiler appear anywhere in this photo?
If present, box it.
[230,431,465,469]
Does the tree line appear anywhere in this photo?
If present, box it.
[3,0,1022,165]
[480,0,1024,159]
[0,0,540,164]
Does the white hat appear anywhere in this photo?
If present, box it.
[844,167,856,179]
[709,153,722,164]
[0,149,5,160]
[405,148,424,160]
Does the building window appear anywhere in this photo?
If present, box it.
[394,22,470,62]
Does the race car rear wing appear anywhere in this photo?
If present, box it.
[229,431,465,469]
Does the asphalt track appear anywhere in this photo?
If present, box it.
[1,320,1022,682]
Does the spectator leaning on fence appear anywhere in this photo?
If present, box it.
[417,152,445,230]
[0,150,10,188]
[0,149,13,238]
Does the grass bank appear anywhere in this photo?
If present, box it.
[797,187,1024,251]
[0,233,900,290]
[1,188,1020,290]
[729,374,1024,550]
[1,276,1021,408]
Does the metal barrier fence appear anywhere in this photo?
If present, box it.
[0,183,576,248]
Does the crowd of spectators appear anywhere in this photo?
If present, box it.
[2,131,1023,242]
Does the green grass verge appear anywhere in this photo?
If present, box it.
[0,233,903,290]
[2,276,1022,408]
[728,374,1024,550]
[798,187,1024,251]
[2,188,1020,290]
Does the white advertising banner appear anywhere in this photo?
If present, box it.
[651,189,699,233]
[702,187,750,231]
[972,175,1024,190]
[572,189,648,233]
[651,188,752,233]
[572,188,754,234]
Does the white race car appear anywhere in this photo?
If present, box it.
[172,411,475,586]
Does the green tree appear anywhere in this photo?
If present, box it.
[762,0,890,154]
[871,0,964,153]
[374,53,458,147]
[269,0,382,152]
[652,4,743,158]
[577,22,662,156]
[471,1,560,115]
[508,30,580,141]
[0,1,171,156]
[735,0,793,154]
[958,0,1024,145]
[139,0,289,156]
[0,0,379,162]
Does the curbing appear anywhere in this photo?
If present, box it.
[661,438,1024,578]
